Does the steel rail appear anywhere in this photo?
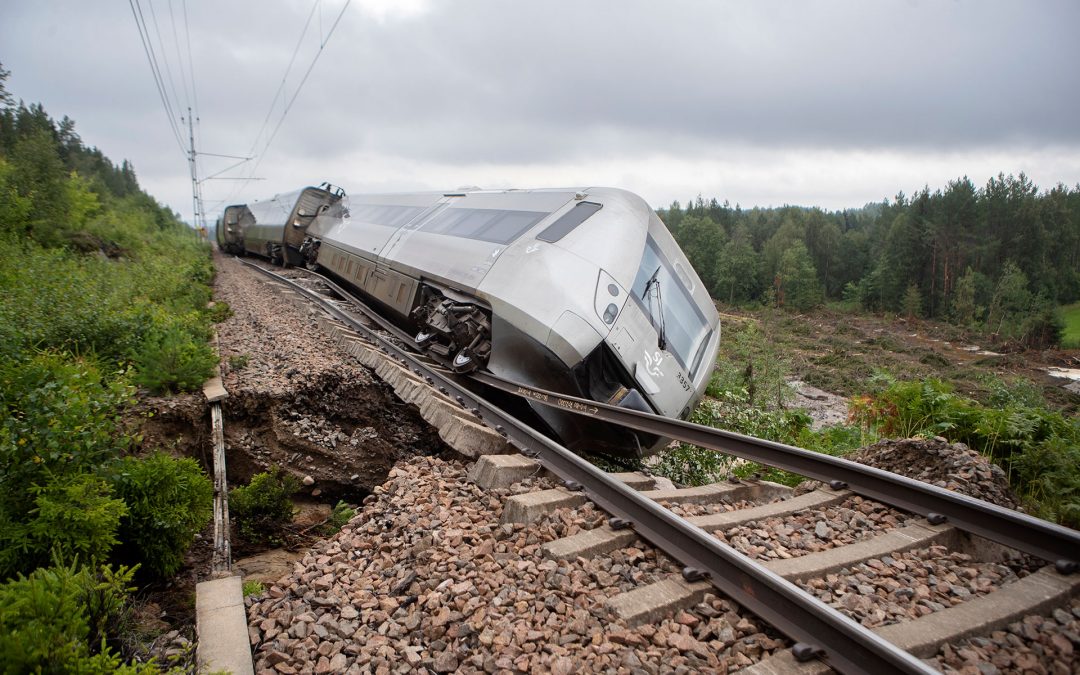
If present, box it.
[468,372,1080,569]
[251,260,1080,568]
[237,258,935,675]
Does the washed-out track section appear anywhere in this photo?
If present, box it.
[238,259,1080,674]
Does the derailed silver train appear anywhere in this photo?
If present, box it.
[222,186,720,457]
[216,184,345,265]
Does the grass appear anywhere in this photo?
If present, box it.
[242,580,265,598]
[1061,302,1080,348]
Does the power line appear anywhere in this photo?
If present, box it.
[128,0,186,155]
[241,0,351,192]
[146,0,188,121]
[181,0,200,119]
[167,0,193,114]
[245,0,321,167]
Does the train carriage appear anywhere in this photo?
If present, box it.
[242,184,344,265]
[307,186,721,456]
[215,203,252,255]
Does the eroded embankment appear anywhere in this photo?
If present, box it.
[208,254,450,500]
[222,369,446,503]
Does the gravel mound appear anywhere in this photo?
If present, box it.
[798,437,1019,509]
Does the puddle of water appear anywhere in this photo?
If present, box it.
[959,345,1002,356]
[1046,367,1080,382]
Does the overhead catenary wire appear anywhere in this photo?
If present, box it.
[245,0,322,165]
[127,0,186,156]
[181,0,200,119]
[166,0,194,117]
[232,0,352,199]
[216,0,323,207]
[146,0,188,128]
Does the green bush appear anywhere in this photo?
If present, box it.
[323,500,356,535]
[0,560,157,674]
[26,474,128,569]
[131,324,215,395]
[230,467,300,543]
[857,377,1080,527]
[206,301,232,323]
[242,580,265,598]
[110,453,213,578]
[0,353,133,578]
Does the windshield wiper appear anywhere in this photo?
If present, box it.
[642,266,668,351]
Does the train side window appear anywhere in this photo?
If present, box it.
[420,208,547,245]
[536,202,602,243]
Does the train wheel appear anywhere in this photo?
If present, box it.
[452,350,477,373]
[415,330,437,346]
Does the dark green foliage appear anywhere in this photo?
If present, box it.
[206,301,233,323]
[1012,437,1080,526]
[0,354,133,577]
[27,474,128,568]
[776,241,823,311]
[0,64,212,665]
[230,467,300,543]
[1061,302,1080,348]
[324,501,356,535]
[0,560,157,674]
[132,325,216,395]
[110,453,213,579]
[663,173,1080,346]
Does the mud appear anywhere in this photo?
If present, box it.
[221,369,447,504]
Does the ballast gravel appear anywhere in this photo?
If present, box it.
[211,255,445,493]
[666,499,765,518]
[798,544,1031,628]
[245,457,787,673]
[931,599,1079,675]
[712,496,911,561]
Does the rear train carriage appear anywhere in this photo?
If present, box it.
[215,203,252,255]
[243,184,344,266]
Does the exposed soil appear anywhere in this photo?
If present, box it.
[222,369,444,505]
[212,254,450,498]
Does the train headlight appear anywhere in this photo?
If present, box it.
[603,303,618,324]
[594,269,627,328]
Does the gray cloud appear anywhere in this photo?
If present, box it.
[2,0,1078,218]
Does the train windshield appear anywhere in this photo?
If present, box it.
[633,237,710,377]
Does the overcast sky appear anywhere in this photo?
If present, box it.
[2,0,1079,224]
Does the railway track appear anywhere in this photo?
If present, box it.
[236,258,1080,674]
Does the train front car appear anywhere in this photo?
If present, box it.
[313,187,719,459]
[243,184,344,266]
[477,188,720,456]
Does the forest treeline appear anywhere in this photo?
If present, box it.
[661,175,1080,347]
